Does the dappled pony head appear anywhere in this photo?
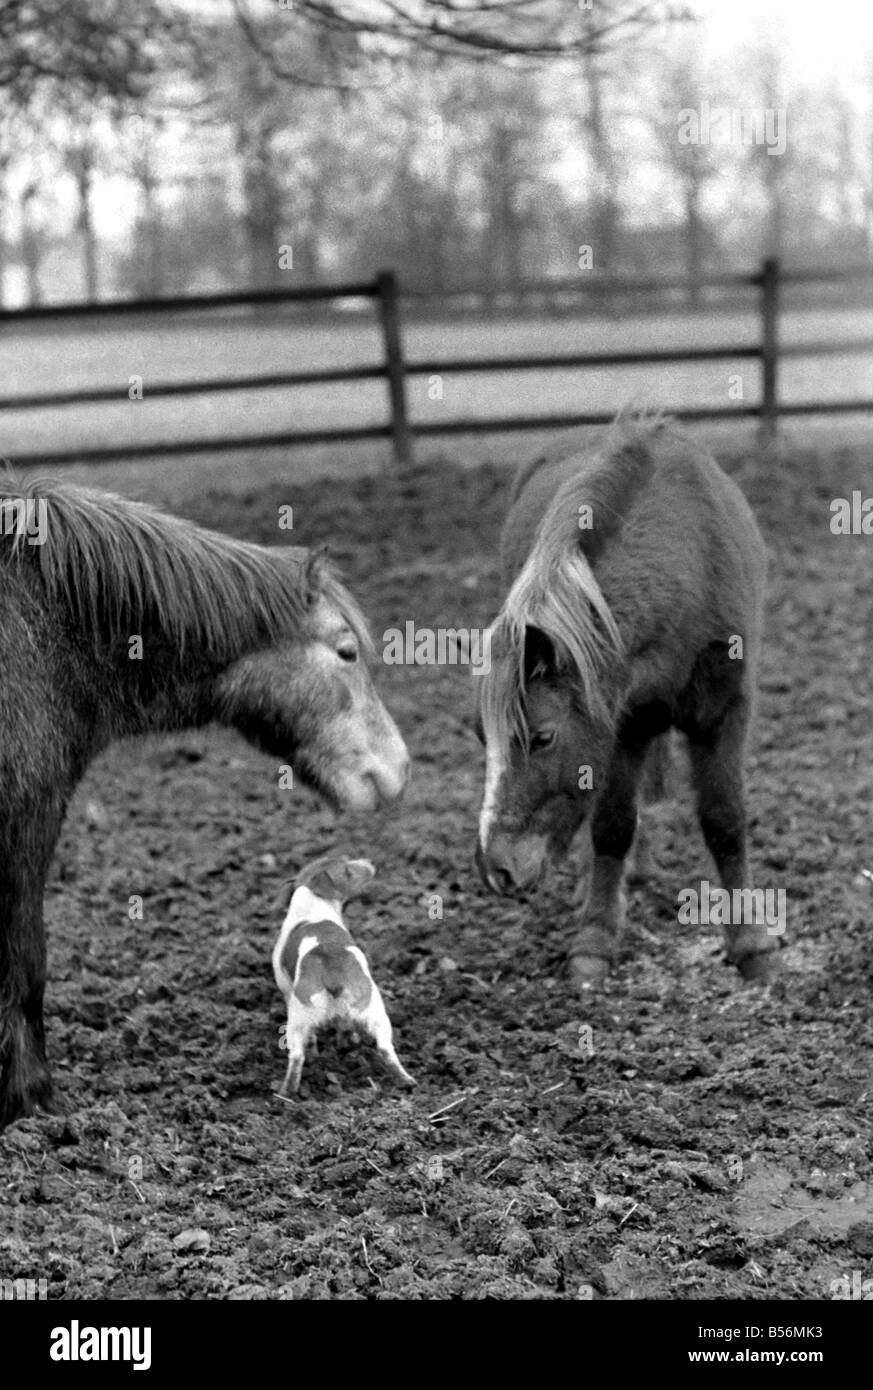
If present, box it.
[475,479,624,893]
[211,547,409,813]
[4,478,409,814]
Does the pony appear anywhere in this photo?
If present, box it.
[0,478,409,1128]
[474,417,773,987]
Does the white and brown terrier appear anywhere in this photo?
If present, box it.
[272,855,415,1096]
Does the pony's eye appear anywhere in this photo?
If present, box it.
[529,728,556,752]
[337,641,358,664]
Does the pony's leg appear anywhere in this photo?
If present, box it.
[641,731,673,803]
[569,741,648,986]
[687,704,778,981]
[627,811,654,885]
[628,732,675,883]
[0,864,54,1129]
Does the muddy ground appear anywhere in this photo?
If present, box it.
[1,436,872,1300]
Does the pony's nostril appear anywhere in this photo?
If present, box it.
[371,749,409,803]
[475,841,513,894]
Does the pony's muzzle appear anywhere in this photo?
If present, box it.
[476,834,546,894]
[367,741,410,805]
[347,741,410,810]
[477,853,513,895]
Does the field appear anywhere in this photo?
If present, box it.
[1,424,872,1301]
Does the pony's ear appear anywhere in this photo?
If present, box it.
[302,545,329,607]
[523,625,559,682]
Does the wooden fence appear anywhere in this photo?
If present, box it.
[0,272,414,467]
[0,260,870,469]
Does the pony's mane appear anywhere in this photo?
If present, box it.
[508,407,672,510]
[481,417,672,753]
[0,478,372,662]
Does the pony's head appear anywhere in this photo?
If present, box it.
[7,480,409,817]
[215,549,409,813]
[475,528,622,894]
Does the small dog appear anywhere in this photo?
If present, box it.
[272,855,415,1096]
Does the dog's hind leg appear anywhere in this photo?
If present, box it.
[364,991,415,1087]
[278,1048,305,1098]
[277,1004,310,1097]
[687,700,778,982]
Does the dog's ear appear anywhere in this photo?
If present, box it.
[272,878,297,914]
[335,858,376,901]
[308,857,375,904]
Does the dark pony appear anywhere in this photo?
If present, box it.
[0,479,408,1127]
[475,417,771,987]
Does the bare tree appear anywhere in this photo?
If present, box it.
[230,0,688,79]
[0,97,45,304]
[66,131,99,299]
[18,177,41,303]
[0,0,197,108]
[648,53,720,298]
[580,24,622,275]
[737,35,793,261]
[127,119,166,297]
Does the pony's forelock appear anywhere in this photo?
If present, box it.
[313,555,375,659]
[481,487,624,756]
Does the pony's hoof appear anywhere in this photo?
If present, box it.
[735,949,778,983]
[0,1074,55,1133]
[569,954,611,988]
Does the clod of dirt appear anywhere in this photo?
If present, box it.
[847,1222,873,1256]
[172,1229,211,1254]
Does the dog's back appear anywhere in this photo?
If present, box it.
[271,855,414,1094]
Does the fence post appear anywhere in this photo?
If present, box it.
[376,269,413,468]
[759,257,780,442]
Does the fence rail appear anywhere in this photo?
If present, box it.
[0,259,870,469]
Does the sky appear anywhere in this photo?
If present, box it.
[691,0,871,88]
